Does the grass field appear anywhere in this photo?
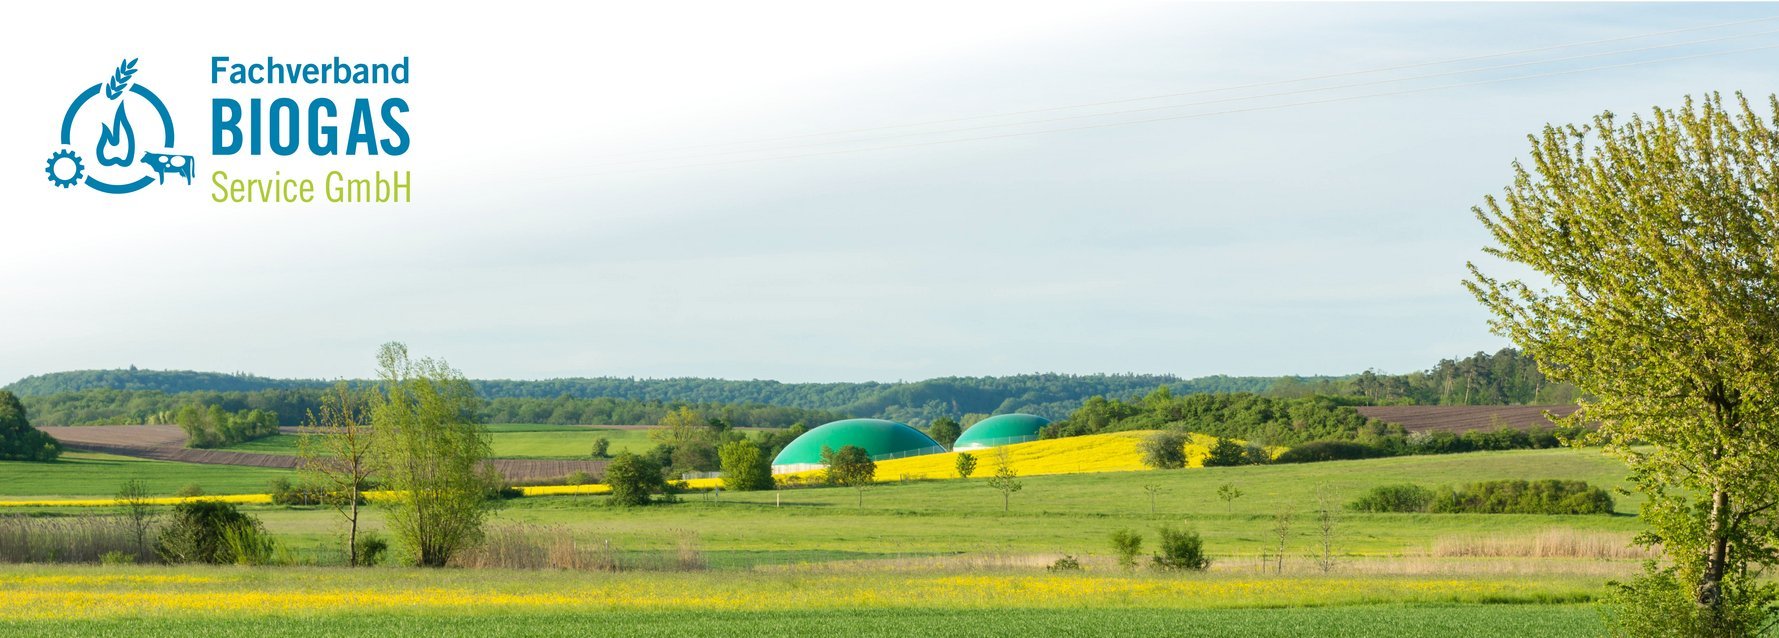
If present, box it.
[0,565,1609,637]
[0,452,293,499]
[222,424,658,459]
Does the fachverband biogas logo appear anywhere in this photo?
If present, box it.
[43,56,413,204]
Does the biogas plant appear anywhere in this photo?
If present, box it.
[769,414,1051,474]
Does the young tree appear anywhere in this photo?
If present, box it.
[928,417,962,449]
[1270,510,1292,574]
[718,439,772,491]
[986,448,1023,512]
[590,437,611,459]
[1217,483,1244,515]
[823,445,876,507]
[1152,525,1210,571]
[369,342,499,567]
[0,391,60,462]
[605,452,667,506]
[1143,484,1163,514]
[954,452,978,479]
[1466,93,1779,632]
[1110,528,1143,570]
[1139,431,1188,469]
[299,381,377,566]
[1313,487,1339,573]
[115,479,156,561]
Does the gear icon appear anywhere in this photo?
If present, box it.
[46,149,85,188]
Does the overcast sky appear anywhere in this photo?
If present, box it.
[2,2,1774,384]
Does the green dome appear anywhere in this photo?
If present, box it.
[771,418,945,471]
[953,414,1051,450]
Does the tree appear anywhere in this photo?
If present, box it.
[1152,525,1210,571]
[1270,510,1292,574]
[299,381,377,566]
[590,437,611,458]
[718,439,772,491]
[928,417,962,449]
[954,452,978,479]
[0,391,60,462]
[986,448,1023,512]
[1143,484,1163,514]
[1202,437,1250,467]
[1313,487,1339,573]
[1466,93,1779,633]
[605,452,667,506]
[1139,431,1188,469]
[823,445,876,507]
[115,479,156,561]
[368,342,499,567]
[1110,529,1143,570]
[1217,483,1244,515]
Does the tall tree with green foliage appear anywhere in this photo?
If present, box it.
[369,342,498,567]
[1467,93,1779,635]
[718,439,773,491]
[604,452,667,506]
[822,445,876,507]
[0,391,59,462]
[954,451,978,479]
[928,417,962,449]
[299,381,377,566]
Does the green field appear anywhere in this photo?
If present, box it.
[223,424,659,459]
[0,447,1648,636]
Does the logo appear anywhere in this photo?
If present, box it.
[45,58,191,194]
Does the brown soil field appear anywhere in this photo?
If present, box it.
[1354,405,1581,434]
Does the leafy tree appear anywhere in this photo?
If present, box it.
[299,382,377,566]
[369,342,499,567]
[822,445,876,507]
[604,452,667,506]
[0,391,59,461]
[1216,483,1244,514]
[928,416,962,449]
[1465,93,1779,633]
[1202,437,1250,467]
[1139,431,1188,469]
[590,437,611,458]
[1110,529,1143,570]
[718,439,772,491]
[954,452,978,479]
[986,448,1023,512]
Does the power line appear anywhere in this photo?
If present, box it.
[590,27,1779,169]
[590,42,1779,178]
[590,15,1779,162]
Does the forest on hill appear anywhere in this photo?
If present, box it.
[4,348,1573,427]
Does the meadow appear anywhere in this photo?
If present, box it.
[221,424,659,459]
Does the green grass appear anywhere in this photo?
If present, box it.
[223,424,659,459]
[0,452,293,499]
[0,605,1606,637]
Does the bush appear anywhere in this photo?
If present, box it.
[156,501,266,564]
[1140,431,1188,469]
[1272,440,1389,464]
[221,521,277,566]
[175,483,205,498]
[1202,437,1263,467]
[1110,528,1143,570]
[268,478,326,506]
[718,440,772,491]
[355,532,389,566]
[565,471,592,486]
[590,437,611,459]
[1430,479,1615,515]
[1151,525,1210,571]
[604,453,668,507]
[1047,555,1082,572]
[99,550,135,565]
[1347,484,1435,513]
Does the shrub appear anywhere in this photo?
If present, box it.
[99,550,135,565]
[1430,479,1615,515]
[268,478,326,506]
[156,501,265,564]
[954,452,978,479]
[1202,437,1257,467]
[565,471,592,486]
[1152,525,1210,571]
[718,440,773,491]
[1047,555,1082,572]
[604,453,667,507]
[355,532,389,566]
[590,437,611,459]
[1272,440,1389,464]
[1110,528,1143,570]
[221,521,277,566]
[1347,484,1435,513]
[1139,431,1188,469]
[174,483,205,498]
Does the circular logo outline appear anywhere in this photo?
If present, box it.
[60,83,175,195]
